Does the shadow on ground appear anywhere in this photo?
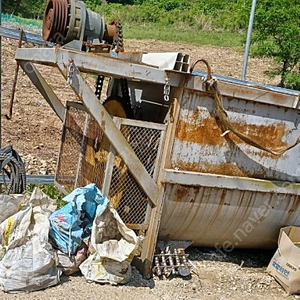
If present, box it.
[186,247,275,268]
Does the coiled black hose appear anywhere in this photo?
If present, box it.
[0,145,26,194]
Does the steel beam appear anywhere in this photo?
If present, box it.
[60,63,159,207]
[15,48,300,110]
[0,174,54,184]
[163,169,300,195]
[0,25,54,46]
[18,60,65,121]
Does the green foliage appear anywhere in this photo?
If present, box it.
[4,0,300,89]
[214,0,251,32]
[3,0,45,18]
[27,184,67,208]
[2,14,42,31]
[252,0,300,89]
[125,23,243,48]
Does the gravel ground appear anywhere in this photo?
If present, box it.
[0,248,293,300]
[0,36,298,299]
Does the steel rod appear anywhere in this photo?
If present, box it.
[241,0,257,81]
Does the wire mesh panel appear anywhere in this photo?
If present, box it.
[76,117,107,189]
[56,102,109,191]
[56,103,86,187]
[111,123,164,227]
[56,102,165,230]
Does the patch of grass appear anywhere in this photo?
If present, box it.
[2,13,42,31]
[124,24,243,49]
[2,12,243,49]
[27,184,67,208]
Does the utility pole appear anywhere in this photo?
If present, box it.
[241,0,257,81]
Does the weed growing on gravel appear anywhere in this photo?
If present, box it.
[27,184,67,208]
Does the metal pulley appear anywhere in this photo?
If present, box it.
[42,0,119,50]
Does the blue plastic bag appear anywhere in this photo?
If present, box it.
[49,183,108,255]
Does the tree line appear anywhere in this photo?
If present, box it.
[2,0,45,18]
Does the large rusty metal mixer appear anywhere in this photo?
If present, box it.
[42,0,122,51]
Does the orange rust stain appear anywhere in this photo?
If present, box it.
[174,186,201,202]
[175,111,288,149]
[205,190,227,231]
[285,196,300,225]
[173,161,267,179]
[175,186,189,201]
[175,118,224,146]
[229,122,287,149]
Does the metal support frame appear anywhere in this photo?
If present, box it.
[62,64,159,207]
[15,48,300,109]
[163,169,300,195]
[18,61,65,121]
[0,12,58,185]
[0,174,55,184]
[0,26,54,46]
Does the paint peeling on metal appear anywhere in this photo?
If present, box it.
[168,88,300,182]
[159,183,300,248]
[175,117,287,149]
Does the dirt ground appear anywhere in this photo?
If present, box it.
[0,37,297,299]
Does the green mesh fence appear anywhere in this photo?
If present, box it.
[1,14,42,33]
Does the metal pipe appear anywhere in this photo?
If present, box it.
[241,0,257,81]
[0,26,53,46]
[5,28,23,120]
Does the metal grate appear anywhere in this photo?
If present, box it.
[56,102,165,229]
[56,102,107,190]
[76,117,107,189]
[56,105,86,186]
[112,124,163,225]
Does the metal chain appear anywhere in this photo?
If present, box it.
[120,78,133,118]
[163,77,170,102]
[116,20,123,52]
[111,19,124,53]
[95,75,105,100]
[67,61,75,85]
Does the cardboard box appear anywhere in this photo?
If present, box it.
[267,226,300,295]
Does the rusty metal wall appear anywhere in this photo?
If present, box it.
[168,89,300,182]
[158,86,300,248]
[159,183,300,248]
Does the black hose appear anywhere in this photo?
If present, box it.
[0,145,26,194]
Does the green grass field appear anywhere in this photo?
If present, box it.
[124,24,243,48]
[1,13,244,49]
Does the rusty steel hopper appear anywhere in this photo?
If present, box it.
[15,18,300,276]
